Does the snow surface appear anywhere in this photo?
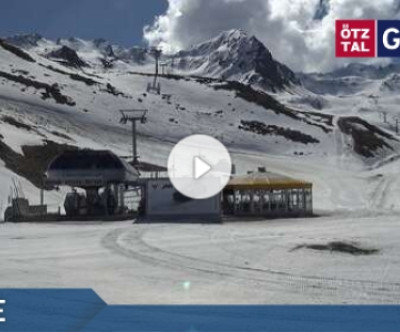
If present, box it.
[1,33,400,304]
[0,214,399,304]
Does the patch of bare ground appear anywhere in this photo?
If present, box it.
[292,241,379,256]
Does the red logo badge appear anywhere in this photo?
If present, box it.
[336,20,376,58]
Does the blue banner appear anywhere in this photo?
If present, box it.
[0,289,106,332]
[0,289,399,332]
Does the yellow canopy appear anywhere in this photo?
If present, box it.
[226,172,312,191]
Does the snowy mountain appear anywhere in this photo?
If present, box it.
[381,73,400,92]
[313,63,400,80]
[172,30,300,91]
[297,62,400,96]
[1,31,400,218]
[5,34,151,68]
[5,33,43,49]
[6,31,300,91]
[0,36,338,157]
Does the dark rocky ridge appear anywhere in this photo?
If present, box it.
[47,46,88,68]
[0,39,36,62]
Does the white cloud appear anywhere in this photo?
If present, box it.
[144,0,400,72]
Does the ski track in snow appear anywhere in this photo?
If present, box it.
[1,214,400,304]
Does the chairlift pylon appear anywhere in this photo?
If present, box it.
[146,47,163,95]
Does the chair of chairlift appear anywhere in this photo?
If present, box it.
[146,82,161,95]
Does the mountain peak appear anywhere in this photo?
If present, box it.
[218,29,249,40]
[5,33,44,48]
[184,29,254,55]
[175,29,299,91]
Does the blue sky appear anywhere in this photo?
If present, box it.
[0,0,167,46]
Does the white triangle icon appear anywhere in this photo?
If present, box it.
[193,156,212,180]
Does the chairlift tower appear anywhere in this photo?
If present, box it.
[394,117,400,135]
[160,63,168,75]
[171,56,176,70]
[120,110,148,165]
[147,48,162,94]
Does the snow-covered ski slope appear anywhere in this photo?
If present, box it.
[1,214,400,304]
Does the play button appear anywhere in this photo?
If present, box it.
[168,135,232,200]
[193,156,212,180]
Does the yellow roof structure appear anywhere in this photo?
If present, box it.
[226,172,312,191]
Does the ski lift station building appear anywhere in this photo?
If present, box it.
[6,148,313,222]
[46,150,139,218]
[45,151,313,221]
